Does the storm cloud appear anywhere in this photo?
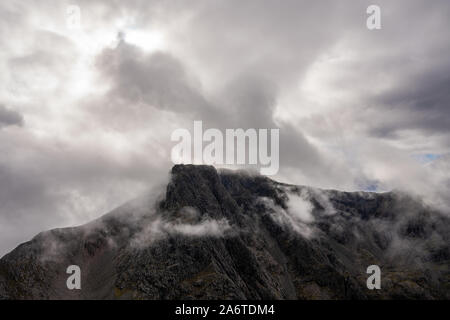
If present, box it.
[0,0,449,256]
[0,105,23,128]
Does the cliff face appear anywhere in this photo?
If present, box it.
[0,165,448,299]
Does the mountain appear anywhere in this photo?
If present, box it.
[0,164,448,299]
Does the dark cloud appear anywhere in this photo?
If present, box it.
[97,41,210,114]
[95,42,330,180]
[370,74,450,138]
[0,105,23,128]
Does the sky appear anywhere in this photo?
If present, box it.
[0,0,449,256]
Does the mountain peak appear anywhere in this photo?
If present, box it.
[0,165,448,299]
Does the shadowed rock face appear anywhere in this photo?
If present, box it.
[0,164,448,300]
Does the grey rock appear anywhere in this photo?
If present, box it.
[0,164,448,299]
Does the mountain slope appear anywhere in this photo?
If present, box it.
[0,164,448,299]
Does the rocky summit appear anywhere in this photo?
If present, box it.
[0,164,448,299]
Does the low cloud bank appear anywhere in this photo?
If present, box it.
[130,207,232,248]
[258,188,335,238]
